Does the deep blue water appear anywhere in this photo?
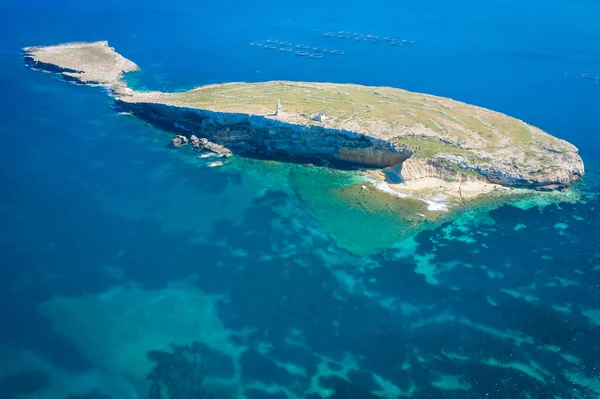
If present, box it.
[1,0,599,398]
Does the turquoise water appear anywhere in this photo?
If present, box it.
[1,0,600,398]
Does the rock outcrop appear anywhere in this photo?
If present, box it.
[172,133,233,157]
[399,157,480,183]
[188,135,232,157]
[23,41,585,195]
[171,135,188,147]
[23,41,139,90]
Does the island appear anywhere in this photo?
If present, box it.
[23,41,585,210]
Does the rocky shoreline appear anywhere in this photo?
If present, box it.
[23,41,585,209]
[114,99,411,168]
[24,41,139,88]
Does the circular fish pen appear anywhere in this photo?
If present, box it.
[280,41,293,46]
[266,39,279,44]
[296,51,309,56]
[384,37,396,41]
[309,54,323,59]
[324,32,336,37]
[263,45,277,50]
[367,35,379,39]
[279,47,293,52]
[313,47,327,52]
[249,42,262,47]
[296,44,309,49]
[390,42,404,46]
[338,35,350,39]
[330,50,345,55]
[355,37,367,41]
[582,73,599,80]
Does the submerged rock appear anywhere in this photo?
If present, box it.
[146,342,236,399]
[65,391,111,399]
[0,370,49,398]
[148,382,161,399]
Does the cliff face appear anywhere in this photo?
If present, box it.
[116,100,412,167]
[399,157,482,183]
[431,148,584,190]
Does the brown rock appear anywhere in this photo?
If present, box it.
[171,135,188,148]
[204,141,232,157]
[190,135,201,148]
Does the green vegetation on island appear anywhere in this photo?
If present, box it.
[23,41,585,209]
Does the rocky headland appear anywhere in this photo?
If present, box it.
[24,41,139,88]
[23,41,585,211]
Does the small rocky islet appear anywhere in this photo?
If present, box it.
[23,41,584,217]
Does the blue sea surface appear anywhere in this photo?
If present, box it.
[1,0,599,398]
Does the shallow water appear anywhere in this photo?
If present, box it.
[1,0,599,398]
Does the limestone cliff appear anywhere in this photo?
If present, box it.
[399,157,481,183]
[115,100,411,167]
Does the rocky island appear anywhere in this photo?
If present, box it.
[24,41,584,211]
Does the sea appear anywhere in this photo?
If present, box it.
[0,0,599,398]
